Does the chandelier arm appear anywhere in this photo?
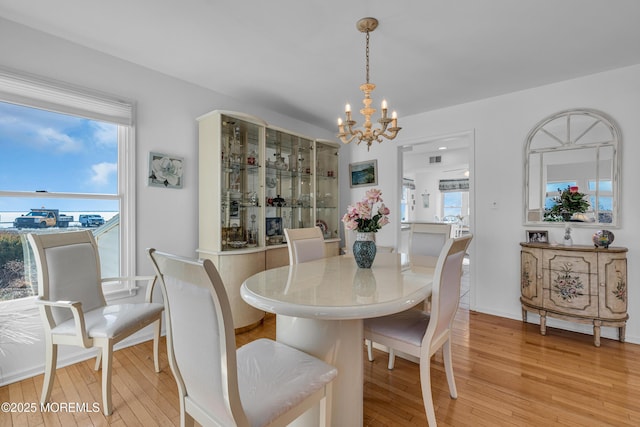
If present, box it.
[345,121,358,138]
[338,133,359,145]
[338,127,366,145]
[375,128,401,141]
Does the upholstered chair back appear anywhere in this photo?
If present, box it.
[29,232,106,326]
[284,227,325,264]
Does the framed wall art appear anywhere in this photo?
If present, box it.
[148,152,184,189]
[349,159,378,188]
[526,230,548,243]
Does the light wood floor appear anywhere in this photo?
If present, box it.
[2,309,639,426]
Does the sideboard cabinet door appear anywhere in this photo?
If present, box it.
[520,247,542,306]
[599,252,628,319]
[543,250,598,317]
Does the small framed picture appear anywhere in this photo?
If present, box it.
[266,217,283,236]
[349,160,378,188]
[148,152,184,189]
[526,230,548,243]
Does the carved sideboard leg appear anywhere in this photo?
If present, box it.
[593,320,602,347]
[522,306,528,322]
[619,324,626,343]
[539,310,547,336]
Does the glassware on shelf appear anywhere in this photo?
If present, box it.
[247,149,257,165]
[247,191,258,206]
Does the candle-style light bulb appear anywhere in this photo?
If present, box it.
[345,103,351,113]
[381,99,388,110]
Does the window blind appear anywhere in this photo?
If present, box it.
[402,178,416,189]
[0,67,133,125]
[439,178,469,192]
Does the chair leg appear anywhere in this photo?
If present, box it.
[419,356,437,427]
[101,343,114,416]
[94,350,102,371]
[423,296,432,312]
[41,340,57,405]
[153,319,161,373]
[443,338,458,399]
[181,397,195,427]
[387,348,396,370]
[321,383,333,427]
[366,339,374,362]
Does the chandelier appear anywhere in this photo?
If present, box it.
[337,17,401,151]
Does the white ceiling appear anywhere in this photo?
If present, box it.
[2,1,640,132]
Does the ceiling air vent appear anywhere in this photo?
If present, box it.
[429,155,442,164]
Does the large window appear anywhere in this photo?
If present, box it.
[0,69,135,302]
[443,192,463,218]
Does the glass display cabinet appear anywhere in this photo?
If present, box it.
[197,110,340,330]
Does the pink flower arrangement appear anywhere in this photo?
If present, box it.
[342,188,390,233]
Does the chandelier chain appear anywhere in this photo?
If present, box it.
[365,30,370,84]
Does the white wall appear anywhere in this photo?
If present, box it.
[0,18,336,385]
[345,63,640,343]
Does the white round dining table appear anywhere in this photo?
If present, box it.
[241,253,434,427]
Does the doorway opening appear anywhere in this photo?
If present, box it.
[398,131,475,309]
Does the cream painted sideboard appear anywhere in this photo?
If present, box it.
[520,242,628,347]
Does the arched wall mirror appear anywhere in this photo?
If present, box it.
[524,108,620,227]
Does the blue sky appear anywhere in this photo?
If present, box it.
[0,101,118,212]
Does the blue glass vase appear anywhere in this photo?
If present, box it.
[353,232,377,268]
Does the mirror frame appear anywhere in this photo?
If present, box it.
[524,108,620,228]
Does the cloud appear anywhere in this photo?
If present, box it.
[37,127,82,152]
[91,122,117,147]
[90,162,117,186]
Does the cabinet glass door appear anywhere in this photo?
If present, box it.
[221,115,261,250]
[315,140,340,239]
[265,128,313,245]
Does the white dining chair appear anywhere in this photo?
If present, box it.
[451,222,464,238]
[28,230,163,416]
[408,222,452,269]
[147,249,337,427]
[365,222,451,361]
[364,234,473,427]
[284,227,325,264]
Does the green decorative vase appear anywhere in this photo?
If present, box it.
[353,232,377,268]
